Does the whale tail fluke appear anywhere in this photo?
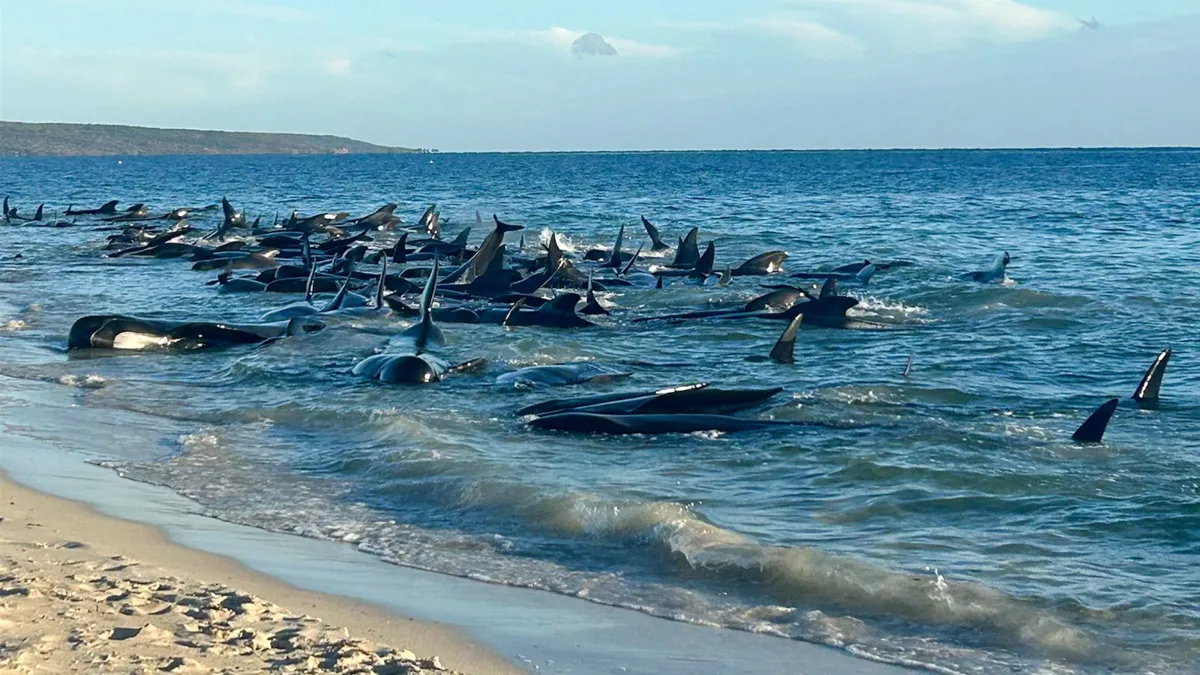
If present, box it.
[642,216,669,251]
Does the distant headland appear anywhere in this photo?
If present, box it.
[0,122,429,157]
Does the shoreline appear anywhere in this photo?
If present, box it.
[0,372,911,675]
[0,471,519,675]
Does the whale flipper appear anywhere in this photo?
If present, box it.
[1133,348,1171,405]
[903,355,913,378]
[503,298,527,327]
[642,216,670,251]
[620,243,644,277]
[1072,398,1119,443]
[693,241,715,277]
[448,357,488,374]
[769,314,804,364]
[419,205,440,239]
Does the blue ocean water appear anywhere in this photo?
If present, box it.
[1,150,1198,674]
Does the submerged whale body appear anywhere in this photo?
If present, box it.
[496,363,631,389]
[517,384,784,417]
[527,412,807,435]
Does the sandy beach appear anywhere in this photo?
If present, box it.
[0,473,520,675]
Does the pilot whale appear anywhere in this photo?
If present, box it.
[67,315,322,351]
[964,252,1011,283]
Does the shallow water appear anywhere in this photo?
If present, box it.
[1,150,1199,674]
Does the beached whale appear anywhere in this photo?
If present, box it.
[67,315,323,351]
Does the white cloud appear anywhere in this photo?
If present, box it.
[206,1,311,23]
[745,16,862,53]
[665,17,859,57]
[787,0,1076,46]
[322,57,353,76]
[520,27,682,58]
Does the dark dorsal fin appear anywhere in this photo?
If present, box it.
[518,234,525,251]
[693,241,715,276]
[642,216,667,250]
[903,355,914,378]
[391,232,409,264]
[222,197,236,222]
[409,257,441,350]
[606,224,625,268]
[452,227,471,247]
[546,232,562,274]
[621,243,643,276]
[545,293,583,314]
[98,200,119,214]
[672,227,700,267]
[1072,398,1119,443]
[33,204,43,221]
[2,197,7,221]
[476,210,483,227]
[1133,348,1171,403]
[304,260,317,304]
[656,275,664,289]
[374,257,388,309]
[485,244,506,275]
[769,314,803,364]
[819,277,838,299]
[582,276,610,315]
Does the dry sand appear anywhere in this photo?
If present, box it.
[0,473,522,675]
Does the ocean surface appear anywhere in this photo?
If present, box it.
[1,150,1198,674]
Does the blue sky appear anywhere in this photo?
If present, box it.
[0,0,1197,150]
